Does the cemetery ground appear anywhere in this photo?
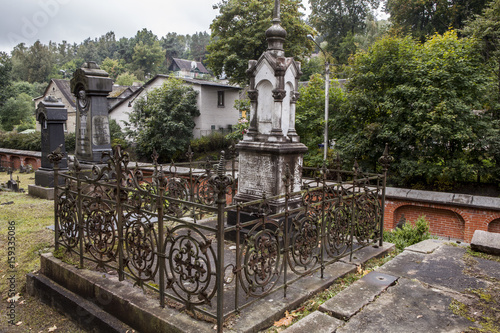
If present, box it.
[0,171,86,332]
[0,171,499,332]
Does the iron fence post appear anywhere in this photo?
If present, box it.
[115,148,125,281]
[211,152,232,333]
[76,162,83,269]
[157,167,166,308]
[48,146,64,252]
[378,144,393,247]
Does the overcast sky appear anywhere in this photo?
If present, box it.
[0,0,312,54]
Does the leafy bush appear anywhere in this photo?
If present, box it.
[383,216,432,251]
[0,131,41,151]
[65,132,75,154]
[190,132,230,158]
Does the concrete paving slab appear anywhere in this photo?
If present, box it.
[405,239,445,254]
[378,244,488,293]
[339,242,395,266]
[471,230,500,255]
[281,311,343,333]
[336,278,478,333]
[319,272,398,320]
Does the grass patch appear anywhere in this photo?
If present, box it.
[0,170,87,332]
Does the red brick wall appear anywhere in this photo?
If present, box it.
[394,205,465,240]
[385,199,500,243]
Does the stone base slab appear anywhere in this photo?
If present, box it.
[28,184,54,200]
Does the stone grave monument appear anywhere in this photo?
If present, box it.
[28,96,68,199]
[70,62,113,163]
[234,0,308,214]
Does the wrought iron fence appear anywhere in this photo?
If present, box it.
[49,145,391,333]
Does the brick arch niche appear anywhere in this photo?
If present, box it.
[394,205,465,240]
[488,219,500,234]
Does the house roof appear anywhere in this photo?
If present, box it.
[35,79,77,109]
[109,74,241,113]
[169,58,209,74]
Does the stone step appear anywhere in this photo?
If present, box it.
[318,271,398,320]
[26,273,134,333]
[282,311,343,333]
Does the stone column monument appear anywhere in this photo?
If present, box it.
[28,96,68,199]
[70,62,113,163]
[234,0,308,213]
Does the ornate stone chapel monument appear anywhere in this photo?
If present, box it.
[234,0,308,213]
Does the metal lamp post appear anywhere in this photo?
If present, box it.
[307,34,330,161]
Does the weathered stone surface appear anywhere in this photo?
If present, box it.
[335,278,478,333]
[339,242,395,266]
[282,311,343,333]
[320,271,398,320]
[71,62,112,163]
[28,184,54,200]
[378,244,487,292]
[405,239,444,254]
[471,230,500,255]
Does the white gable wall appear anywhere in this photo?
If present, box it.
[193,85,240,139]
[109,76,240,139]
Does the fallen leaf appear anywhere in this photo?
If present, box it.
[48,325,57,332]
[274,311,298,327]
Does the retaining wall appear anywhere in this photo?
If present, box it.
[0,148,41,170]
[384,187,500,243]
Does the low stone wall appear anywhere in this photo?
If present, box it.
[384,187,500,243]
[0,148,41,170]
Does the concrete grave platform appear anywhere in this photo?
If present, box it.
[29,243,395,333]
[377,244,488,293]
[319,271,398,320]
[335,278,479,333]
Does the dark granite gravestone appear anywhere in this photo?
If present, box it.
[70,62,113,163]
[34,96,68,188]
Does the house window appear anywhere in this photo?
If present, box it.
[217,91,225,107]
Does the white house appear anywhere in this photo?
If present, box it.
[108,75,242,138]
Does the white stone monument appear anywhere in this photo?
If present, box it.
[235,0,308,213]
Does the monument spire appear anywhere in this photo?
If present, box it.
[266,0,286,56]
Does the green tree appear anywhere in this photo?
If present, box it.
[161,32,187,69]
[207,0,314,85]
[100,57,126,81]
[125,78,200,162]
[132,40,164,79]
[386,0,489,42]
[464,0,500,114]
[11,41,53,83]
[0,93,34,131]
[335,31,498,186]
[0,52,12,107]
[309,0,380,63]
[115,72,141,86]
[189,31,211,62]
